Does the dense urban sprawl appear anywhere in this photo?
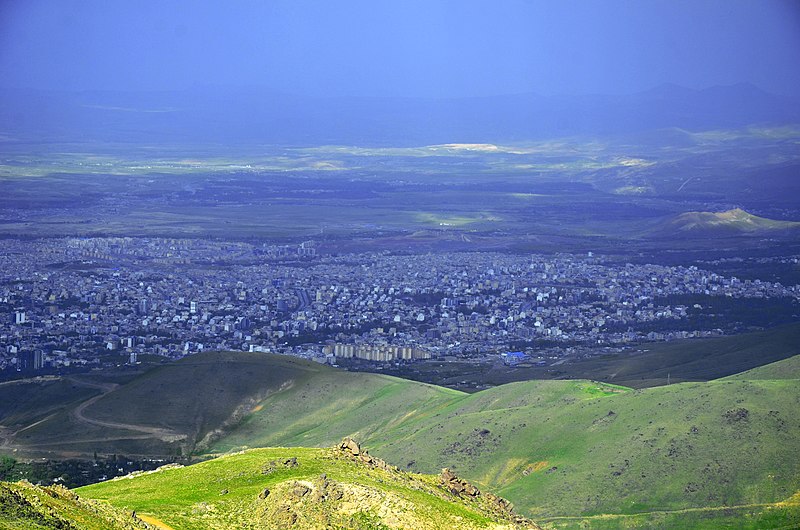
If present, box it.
[1,237,798,372]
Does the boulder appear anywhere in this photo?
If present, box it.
[339,437,362,456]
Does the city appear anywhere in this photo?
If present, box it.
[2,236,797,375]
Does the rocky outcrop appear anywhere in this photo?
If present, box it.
[484,492,514,514]
[338,437,362,456]
[336,437,399,473]
[0,480,150,530]
[440,467,480,496]
[262,456,299,475]
[438,468,536,527]
[328,437,539,529]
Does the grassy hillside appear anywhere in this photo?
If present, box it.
[371,378,799,529]
[3,351,798,528]
[0,377,99,428]
[76,444,540,530]
[208,363,464,454]
[721,354,800,381]
[1,352,460,459]
[0,480,147,530]
[209,359,800,529]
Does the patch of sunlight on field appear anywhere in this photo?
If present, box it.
[509,193,547,199]
[616,157,654,167]
[776,490,800,507]
[415,212,488,227]
[481,458,527,488]
[613,185,654,195]
[137,514,176,530]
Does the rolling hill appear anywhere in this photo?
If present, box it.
[0,351,461,459]
[207,367,800,529]
[74,443,539,530]
[2,351,799,528]
[651,208,800,238]
[2,442,539,530]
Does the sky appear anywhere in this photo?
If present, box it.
[0,0,799,98]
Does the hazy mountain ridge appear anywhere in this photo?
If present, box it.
[1,83,797,145]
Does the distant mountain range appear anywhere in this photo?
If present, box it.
[1,83,798,145]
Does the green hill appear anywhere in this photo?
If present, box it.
[3,352,799,528]
[74,442,540,530]
[206,358,800,529]
[1,351,460,459]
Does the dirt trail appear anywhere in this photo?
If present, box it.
[137,514,177,530]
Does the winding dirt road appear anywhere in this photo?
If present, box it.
[67,377,187,442]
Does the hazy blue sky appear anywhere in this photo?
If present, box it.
[1,0,799,97]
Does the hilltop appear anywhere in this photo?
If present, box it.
[73,441,539,530]
[652,208,800,238]
[1,441,539,529]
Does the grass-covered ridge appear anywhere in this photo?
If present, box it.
[208,356,800,529]
[76,443,540,530]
